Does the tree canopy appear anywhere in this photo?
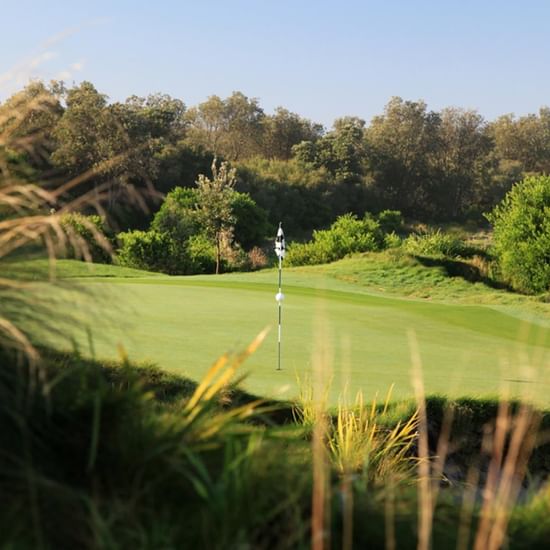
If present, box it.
[4,81,550,233]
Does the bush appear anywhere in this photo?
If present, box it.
[116,229,246,275]
[247,246,269,270]
[286,213,384,266]
[151,187,199,242]
[186,233,216,274]
[384,231,402,249]
[116,230,180,274]
[231,192,271,249]
[403,229,465,258]
[152,186,269,251]
[60,213,111,263]
[486,174,550,293]
[376,210,404,233]
[142,185,270,274]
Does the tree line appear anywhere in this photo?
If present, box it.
[2,80,550,234]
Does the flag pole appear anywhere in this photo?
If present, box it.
[278,253,282,371]
[275,222,285,371]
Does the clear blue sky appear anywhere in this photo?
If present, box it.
[1,0,549,128]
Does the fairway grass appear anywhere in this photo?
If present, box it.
[31,256,550,406]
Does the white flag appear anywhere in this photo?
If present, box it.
[275,223,285,259]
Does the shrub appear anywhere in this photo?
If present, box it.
[403,229,465,258]
[186,233,216,274]
[223,241,250,272]
[285,241,326,266]
[152,185,269,251]
[384,231,402,249]
[286,213,384,266]
[247,246,269,270]
[60,213,111,263]
[116,230,180,273]
[231,192,271,249]
[151,187,199,242]
[485,174,550,293]
[376,209,404,233]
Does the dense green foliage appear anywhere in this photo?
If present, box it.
[285,213,386,266]
[231,191,271,249]
[116,229,181,273]
[486,175,550,293]
[6,80,550,237]
[403,229,466,258]
[376,209,404,234]
[151,186,200,240]
[235,157,344,235]
[117,170,267,274]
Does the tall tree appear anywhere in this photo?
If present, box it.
[435,108,493,217]
[195,160,236,274]
[186,92,264,160]
[51,81,122,177]
[491,109,550,174]
[364,97,441,216]
[51,83,179,224]
[0,81,64,169]
[261,107,323,160]
[292,116,366,182]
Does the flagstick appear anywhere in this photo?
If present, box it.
[277,253,282,371]
[275,222,285,371]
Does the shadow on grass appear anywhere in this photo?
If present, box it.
[414,255,513,292]
[40,347,298,425]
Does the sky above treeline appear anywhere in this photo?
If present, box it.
[1,0,549,128]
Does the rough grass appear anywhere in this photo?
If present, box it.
[2,348,550,548]
[303,248,546,308]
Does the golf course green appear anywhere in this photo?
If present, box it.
[38,260,550,406]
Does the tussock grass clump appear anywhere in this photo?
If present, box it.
[327,389,419,482]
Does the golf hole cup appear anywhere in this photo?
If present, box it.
[276,292,285,302]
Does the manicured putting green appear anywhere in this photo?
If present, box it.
[48,270,550,405]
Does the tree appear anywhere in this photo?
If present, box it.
[435,107,493,218]
[490,109,550,174]
[261,107,323,160]
[486,174,550,293]
[186,92,265,160]
[52,84,191,228]
[151,187,200,242]
[364,97,441,216]
[51,81,120,176]
[196,160,237,274]
[224,92,265,160]
[231,191,270,249]
[292,116,366,182]
[235,157,336,234]
[121,93,187,141]
[0,81,64,169]
[108,94,188,203]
